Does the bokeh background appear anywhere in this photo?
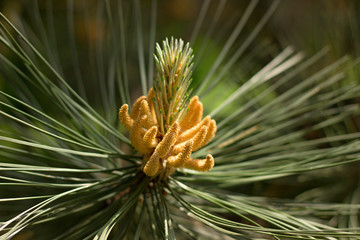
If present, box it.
[0,0,359,102]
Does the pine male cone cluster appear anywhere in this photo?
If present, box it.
[119,88,216,177]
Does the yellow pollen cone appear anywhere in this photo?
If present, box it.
[198,119,217,149]
[154,121,180,158]
[129,115,152,154]
[139,100,156,128]
[167,140,193,168]
[180,96,199,129]
[143,126,158,148]
[184,154,214,171]
[119,104,133,130]
[130,96,147,119]
[192,125,208,151]
[177,116,211,143]
[143,152,162,177]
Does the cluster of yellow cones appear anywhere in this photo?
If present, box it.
[119,88,216,177]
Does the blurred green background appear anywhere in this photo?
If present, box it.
[0,0,358,99]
